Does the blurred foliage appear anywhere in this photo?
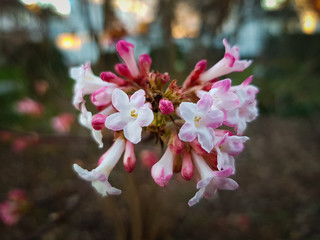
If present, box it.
[256,33,320,116]
[0,40,73,130]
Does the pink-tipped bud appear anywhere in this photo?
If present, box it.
[195,60,207,74]
[91,114,107,130]
[91,87,112,107]
[123,141,136,173]
[182,60,207,89]
[138,54,152,76]
[181,152,194,180]
[169,133,184,154]
[140,150,158,168]
[151,147,174,187]
[100,71,127,86]
[159,98,174,115]
[115,63,133,79]
[116,40,139,78]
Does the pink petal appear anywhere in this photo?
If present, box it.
[179,123,197,142]
[205,108,224,129]
[112,88,129,111]
[197,94,213,113]
[124,121,142,144]
[211,79,231,93]
[105,112,127,131]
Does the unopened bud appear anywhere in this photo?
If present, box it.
[100,71,127,86]
[123,141,136,173]
[139,54,152,76]
[91,114,107,130]
[169,133,184,154]
[115,63,133,79]
[116,40,139,78]
[181,152,194,180]
[159,98,174,115]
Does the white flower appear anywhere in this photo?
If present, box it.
[188,151,238,206]
[178,94,224,153]
[105,89,154,144]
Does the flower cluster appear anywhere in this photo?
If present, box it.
[70,39,258,206]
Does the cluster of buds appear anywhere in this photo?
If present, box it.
[70,39,258,206]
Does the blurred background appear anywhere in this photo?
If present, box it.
[0,0,320,239]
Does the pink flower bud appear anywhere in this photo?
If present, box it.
[123,141,136,173]
[116,40,139,78]
[139,54,152,76]
[195,60,207,74]
[115,63,133,79]
[182,60,207,89]
[140,150,158,168]
[91,86,112,107]
[151,147,174,187]
[181,152,194,180]
[91,114,107,130]
[100,71,127,86]
[159,98,174,115]
[169,133,184,154]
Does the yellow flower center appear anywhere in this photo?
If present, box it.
[194,116,201,127]
[131,110,138,118]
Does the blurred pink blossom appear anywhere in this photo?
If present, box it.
[34,80,49,95]
[51,113,74,133]
[15,98,44,117]
[0,189,29,226]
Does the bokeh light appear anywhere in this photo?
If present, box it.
[55,33,82,51]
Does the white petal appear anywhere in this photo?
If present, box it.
[92,180,122,196]
[130,89,145,109]
[112,89,129,111]
[124,121,142,144]
[178,102,197,122]
[105,112,127,131]
[217,178,238,190]
[92,129,103,148]
[197,127,215,153]
[188,187,205,207]
[137,107,154,127]
[178,123,197,142]
[204,108,224,129]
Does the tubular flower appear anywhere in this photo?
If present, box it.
[71,39,258,206]
[70,62,116,109]
[188,151,238,207]
[151,147,174,187]
[73,137,125,196]
[200,39,252,82]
